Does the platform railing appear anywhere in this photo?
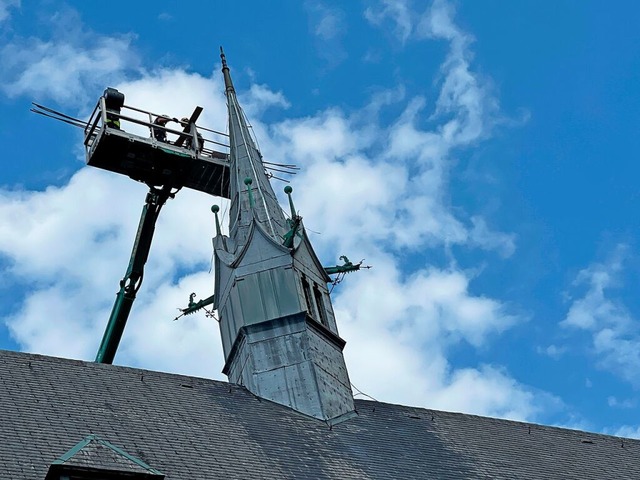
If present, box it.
[83,99,230,160]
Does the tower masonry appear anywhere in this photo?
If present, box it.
[212,51,355,423]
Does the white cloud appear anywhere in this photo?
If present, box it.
[0,8,138,106]
[365,0,472,56]
[469,216,516,258]
[331,253,537,420]
[561,245,640,386]
[366,0,498,145]
[339,261,516,347]
[364,0,414,45]
[0,0,19,23]
[563,250,626,330]
[536,344,567,360]
[609,425,640,440]
[304,1,348,67]
[0,167,222,365]
[267,0,510,256]
[607,396,636,409]
[417,0,465,43]
[243,84,291,117]
[429,366,544,420]
[314,7,344,40]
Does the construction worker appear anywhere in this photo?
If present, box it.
[152,115,172,143]
[103,87,124,129]
[181,117,204,153]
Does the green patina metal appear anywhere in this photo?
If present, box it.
[324,256,363,275]
[212,204,222,236]
[244,177,255,208]
[284,185,296,218]
[158,146,191,158]
[282,186,301,249]
[52,435,94,464]
[52,434,164,475]
[175,292,216,320]
[282,216,301,249]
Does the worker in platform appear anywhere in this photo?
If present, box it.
[103,87,124,129]
[181,117,204,153]
[152,115,172,143]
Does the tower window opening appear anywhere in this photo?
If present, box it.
[301,275,315,318]
[313,283,328,327]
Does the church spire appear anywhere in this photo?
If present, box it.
[212,51,355,424]
[220,47,288,254]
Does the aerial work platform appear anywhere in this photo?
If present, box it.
[78,87,234,364]
[83,89,231,198]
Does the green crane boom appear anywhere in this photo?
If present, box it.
[95,185,174,364]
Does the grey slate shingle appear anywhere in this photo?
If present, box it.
[0,348,638,479]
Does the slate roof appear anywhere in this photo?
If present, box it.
[1,348,639,480]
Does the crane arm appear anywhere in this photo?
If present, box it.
[95,185,174,364]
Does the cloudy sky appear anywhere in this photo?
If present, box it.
[2,0,640,437]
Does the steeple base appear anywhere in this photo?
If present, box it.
[222,313,355,423]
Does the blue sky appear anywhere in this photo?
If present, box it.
[2,0,640,437]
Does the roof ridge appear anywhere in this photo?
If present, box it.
[353,398,640,442]
[0,348,230,385]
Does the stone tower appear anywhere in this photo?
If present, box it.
[212,51,355,423]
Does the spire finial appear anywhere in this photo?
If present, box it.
[220,46,234,93]
[244,177,255,208]
[284,186,296,219]
[211,205,221,236]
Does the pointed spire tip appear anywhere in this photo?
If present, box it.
[220,46,234,92]
[220,46,227,68]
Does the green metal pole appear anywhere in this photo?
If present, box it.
[95,185,172,364]
[95,288,135,363]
